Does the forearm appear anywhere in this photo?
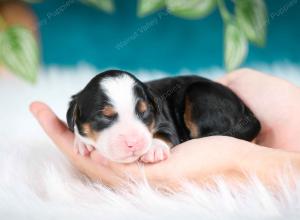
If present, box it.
[239,145,300,188]
[218,68,300,150]
[145,137,300,190]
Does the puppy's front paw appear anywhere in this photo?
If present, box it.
[74,140,94,156]
[140,139,170,163]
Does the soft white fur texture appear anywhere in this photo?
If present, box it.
[1,63,300,219]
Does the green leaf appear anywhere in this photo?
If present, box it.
[0,26,39,83]
[224,22,248,71]
[166,0,216,19]
[137,0,165,17]
[235,0,267,46]
[82,0,115,13]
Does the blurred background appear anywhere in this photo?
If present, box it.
[0,0,299,82]
[32,0,300,73]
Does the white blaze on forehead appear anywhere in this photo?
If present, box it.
[100,74,137,119]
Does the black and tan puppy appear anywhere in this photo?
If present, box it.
[67,70,261,163]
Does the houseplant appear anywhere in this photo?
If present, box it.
[0,0,267,83]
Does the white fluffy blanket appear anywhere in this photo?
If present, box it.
[1,63,300,219]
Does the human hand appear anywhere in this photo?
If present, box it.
[218,68,300,150]
[29,69,300,189]
[30,101,264,189]
[29,102,147,188]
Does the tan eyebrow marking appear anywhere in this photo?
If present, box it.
[184,98,199,138]
[101,105,116,117]
[137,100,148,113]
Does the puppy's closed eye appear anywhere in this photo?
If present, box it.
[89,106,118,131]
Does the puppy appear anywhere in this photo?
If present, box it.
[67,70,261,163]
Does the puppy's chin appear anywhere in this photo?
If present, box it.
[95,151,140,163]
[95,141,152,164]
[97,149,148,164]
[111,155,141,164]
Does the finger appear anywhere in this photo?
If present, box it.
[29,102,163,187]
[215,69,240,85]
[29,102,109,179]
[215,75,228,85]
[29,102,128,187]
[29,101,75,158]
[88,151,135,186]
[90,150,109,165]
[90,150,143,177]
[90,150,165,187]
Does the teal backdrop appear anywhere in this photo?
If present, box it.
[31,0,300,73]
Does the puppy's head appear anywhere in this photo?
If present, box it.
[67,70,158,163]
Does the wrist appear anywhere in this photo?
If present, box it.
[238,145,300,187]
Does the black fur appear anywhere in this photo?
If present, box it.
[67,70,261,146]
[146,76,261,143]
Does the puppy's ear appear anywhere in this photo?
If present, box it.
[66,97,79,132]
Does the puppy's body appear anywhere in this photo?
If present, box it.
[147,76,260,144]
[67,70,261,163]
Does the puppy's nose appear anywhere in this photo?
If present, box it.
[125,137,144,151]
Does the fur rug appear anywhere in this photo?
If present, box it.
[1,63,300,219]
